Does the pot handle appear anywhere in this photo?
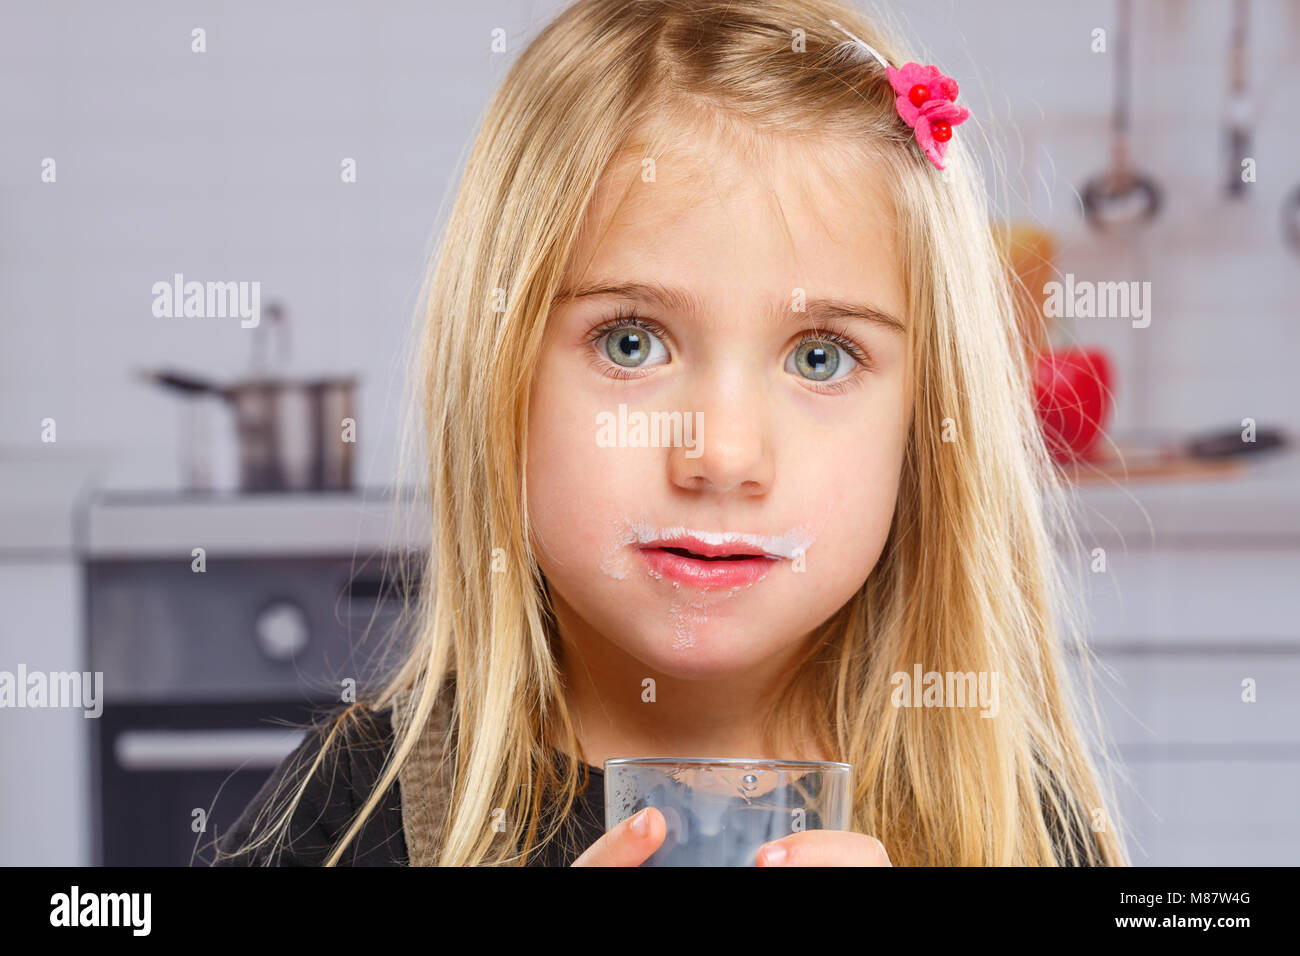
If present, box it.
[135,367,226,398]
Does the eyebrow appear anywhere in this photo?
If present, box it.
[553,280,906,334]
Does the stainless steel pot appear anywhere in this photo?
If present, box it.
[142,369,358,492]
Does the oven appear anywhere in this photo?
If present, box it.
[83,492,423,866]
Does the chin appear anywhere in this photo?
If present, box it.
[619,615,788,681]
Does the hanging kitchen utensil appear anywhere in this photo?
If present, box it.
[1081,0,1162,233]
[1224,0,1252,198]
[1282,183,1300,257]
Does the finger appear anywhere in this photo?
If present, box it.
[756,830,892,867]
[571,807,666,867]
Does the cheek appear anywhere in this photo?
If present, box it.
[793,461,899,601]
[802,393,909,582]
[525,358,630,570]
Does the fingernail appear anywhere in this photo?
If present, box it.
[760,842,787,865]
[630,808,650,837]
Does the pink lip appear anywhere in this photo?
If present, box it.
[641,534,771,559]
[636,541,780,589]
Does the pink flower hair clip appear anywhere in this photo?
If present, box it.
[829,20,971,171]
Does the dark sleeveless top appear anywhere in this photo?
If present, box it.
[210,689,1098,866]
[211,699,606,866]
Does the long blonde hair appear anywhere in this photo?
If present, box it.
[221,0,1130,867]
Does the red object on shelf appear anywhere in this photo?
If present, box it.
[1032,347,1113,462]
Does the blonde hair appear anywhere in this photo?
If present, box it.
[218,0,1130,867]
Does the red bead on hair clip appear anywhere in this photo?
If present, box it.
[830,20,971,171]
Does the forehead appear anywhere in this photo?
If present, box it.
[564,121,905,315]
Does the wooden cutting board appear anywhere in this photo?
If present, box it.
[1057,443,1247,485]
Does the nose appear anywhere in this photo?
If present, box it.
[667,368,773,496]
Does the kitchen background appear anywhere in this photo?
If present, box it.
[1,0,1297,865]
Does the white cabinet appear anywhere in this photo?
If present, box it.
[1117,761,1300,865]
[1066,547,1300,865]
[0,560,91,865]
[0,450,106,866]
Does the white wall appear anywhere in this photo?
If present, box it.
[2,1,1297,488]
[1,0,553,490]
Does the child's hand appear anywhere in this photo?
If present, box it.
[756,831,893,867]
[570,807,666,866]
[571,809,891,867]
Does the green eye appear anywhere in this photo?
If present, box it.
[586,312,671,378]
[790,339,842,381]
[604,326,663,368]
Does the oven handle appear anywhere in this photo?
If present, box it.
[114,728,308,771]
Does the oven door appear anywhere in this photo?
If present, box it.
[96,698,319,866]
[87,554,414,866]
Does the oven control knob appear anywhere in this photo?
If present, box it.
[254,601,311,662]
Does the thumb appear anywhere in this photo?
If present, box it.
[571,807,666,867]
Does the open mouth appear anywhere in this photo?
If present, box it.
[619,524,810,590]
[656,547,764,562]
[637,540,779,589]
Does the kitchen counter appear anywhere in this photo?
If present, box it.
[78,487,431,559]
[1064,446,1300,547]
[0,447,112,557]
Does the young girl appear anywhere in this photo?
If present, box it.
[213,0,1129,867]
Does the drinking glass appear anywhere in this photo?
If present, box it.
[604,757,853,866]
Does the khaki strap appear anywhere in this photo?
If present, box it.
[389,684,455,867]
[389,680,524,866]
